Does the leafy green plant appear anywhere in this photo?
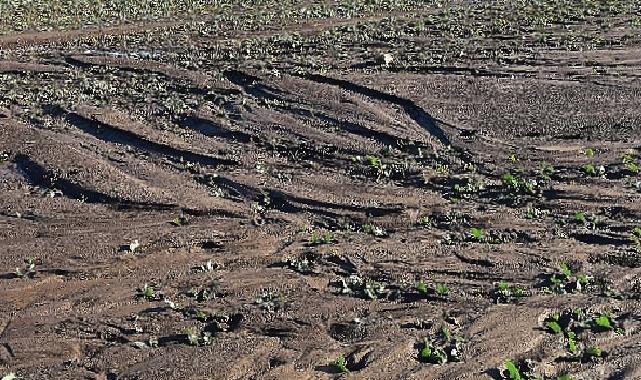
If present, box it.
[573,212,586,224]
[418,328,464,364]
[504,359,521,380]
[1,373,16,380]
[583,345,602,360]
[490,281,528,303]
[584,148,595,157]
[137,283,162,301]
[309,230,334,245]
[545,321,562,334]
[416,280,429,295]
[541,262,592,294]
[502,358,573,380]
[333,355,349,373]
[470,227,484,242]
[622,154,639,173]
[435,283,448,297]
[361,223,387,237]
[171,213,188,226]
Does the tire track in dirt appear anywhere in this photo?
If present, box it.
[62,110,237,167]
[298,73,452,147]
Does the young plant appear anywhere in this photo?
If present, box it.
[470,227,484,242]
[573,212,586,224]
[435,283,449,297]
[541,262,591,294]
[15,257,37,278]
[622,153,639,174]
[333,355,349,373]
[490,281,528,303]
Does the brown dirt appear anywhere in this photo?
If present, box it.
[2,2,641,380]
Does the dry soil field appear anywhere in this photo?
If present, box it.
[2,1,641,379]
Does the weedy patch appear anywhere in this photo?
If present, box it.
[184,326,213,347]
[501,172,543,198]
[332,354,349,373]
[334,274,400,301]
[361,223,388,237]
[622,153,639,174]
[543,308,624,361]
[308,230,334,245]
[538,262,593,294]
[415,280,449,299]
[351,154,412,182]
[14,257,38,278]
[417,325,465,364]
[137,283,164,301]
[525,206,549,220]
[490,281,528,303]
[462,227,517,244]
[170,212,188,226]
[631,226,641,252]
[255,290,287,313]
[449,177,485,202]
[501,358,572,380]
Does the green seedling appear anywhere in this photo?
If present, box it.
[539,163,555,179]
[185,327,199,346]
[361,223,387,237]
[2,374,16,380]
[573,212,586,224]
[333,355,349,373]
[584,148,595,157]
[490,281,527,303]
[584,345,602,359]
[171,213,188,226]
[418,215,431,227]
[504,359,522,380]
[195,309,208,322]
[418,336,456,364]
[15,257,37,278]
[583,163,595,176]
[470,227,484,242]
[622,154,639,173]
[416,280,429,294]
[567,331,578,353]
[435,283,448,297]
[546,321,562,334]
[593,314,612,330]
[139,283,156,300]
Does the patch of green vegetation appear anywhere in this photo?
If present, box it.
[490,281,528,303]
[333,355,349,373]
[502,358,573,380]
[361,223,388,237]
[418,328,464,364]
[622,154,639,174]
[309,230,334,245]
[137,283,163,301]
[542,309,623,361]
[470,227,484,242]
[540,262,592,294]
[501,172,542,198]
[14,257,37,279]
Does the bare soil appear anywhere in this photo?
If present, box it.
[2,2,641,379]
